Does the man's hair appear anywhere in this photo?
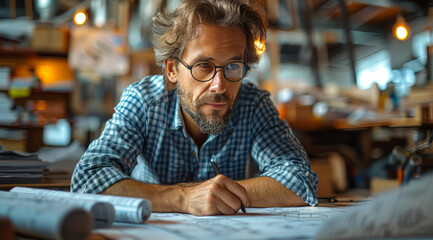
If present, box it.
[152,0,268,90]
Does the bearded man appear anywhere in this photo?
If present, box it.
[71,0,318,216]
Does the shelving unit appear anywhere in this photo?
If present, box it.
[0,47,73,152]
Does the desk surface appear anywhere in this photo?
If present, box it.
[91,203,433,240]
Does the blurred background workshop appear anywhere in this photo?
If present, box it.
[0,0,432,198]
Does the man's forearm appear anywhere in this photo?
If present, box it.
[100,176,307,214]
[101,176,250,215]
[101,179,186,212]
[237,176,308,207]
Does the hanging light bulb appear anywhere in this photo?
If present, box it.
[393,15,410,41]
[73,9,87,25]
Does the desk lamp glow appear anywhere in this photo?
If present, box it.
[393,15,410,41]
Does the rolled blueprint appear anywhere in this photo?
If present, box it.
[11,187,152,223]
[0,198,92,240]
[0,191,114,228]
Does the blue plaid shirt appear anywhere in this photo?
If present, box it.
[71,75,318,206]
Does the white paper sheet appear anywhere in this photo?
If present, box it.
[317,173,433,239]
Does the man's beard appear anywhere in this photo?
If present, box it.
[177,86,233,135]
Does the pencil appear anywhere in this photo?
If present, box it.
[210,159,246,213]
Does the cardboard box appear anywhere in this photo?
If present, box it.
[370,177,399,195]
[311,158,334,198]
[31,25,69,54]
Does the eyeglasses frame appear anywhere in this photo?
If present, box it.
[176,57,250,82]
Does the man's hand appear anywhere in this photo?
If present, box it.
[101,176,306,216]
[181,174,249,216]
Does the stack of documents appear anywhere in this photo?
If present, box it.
[0,150,50,184]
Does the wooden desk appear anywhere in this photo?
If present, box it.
[290,120,374,167]
[288,116,429,167]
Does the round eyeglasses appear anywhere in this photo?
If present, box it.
[176,57,250,82]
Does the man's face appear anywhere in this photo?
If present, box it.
[173,24,246,135]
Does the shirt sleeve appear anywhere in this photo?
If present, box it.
[71,85,153,193]
[250,91,318,206]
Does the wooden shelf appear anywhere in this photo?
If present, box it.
[0,90,71,152]
[0,89,70,95]
[0,47,67,58]
[0,172,71,191]
[0,124,44,129]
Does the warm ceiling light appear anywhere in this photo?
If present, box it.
[254,38,266,55]
[393,15,410,41]
[396,26,408,40]
[74,10,87,25]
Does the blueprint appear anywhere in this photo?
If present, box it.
[96,207,346,240]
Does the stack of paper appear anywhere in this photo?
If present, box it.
[0,150,50,184]
[0,67,10,90]
[0,93,18,124]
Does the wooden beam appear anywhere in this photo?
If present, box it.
[347,0,420,12]
[25,0,33,19]
[10,0,16,19]
[299,0,322,88]
[338,0,358,85]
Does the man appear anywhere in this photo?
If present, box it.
[71,0,318,216]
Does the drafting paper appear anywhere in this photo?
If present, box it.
[144,207,345,240]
